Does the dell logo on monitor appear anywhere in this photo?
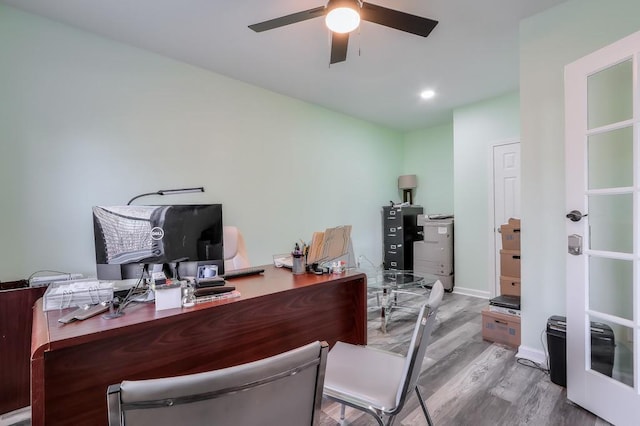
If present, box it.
[150,227,165,240]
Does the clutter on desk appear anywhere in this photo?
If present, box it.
[330,260,346,274]
[292,254,305,275]
[273,253,293,268]
[57,302,110,324]
[43,279,114,311]
[155,282,183,311]
[273,225,353,275]
[194,289,241,304]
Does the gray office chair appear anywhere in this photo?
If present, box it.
[323,280,444,426]
[107,340,328,426]
[223,225,250,271]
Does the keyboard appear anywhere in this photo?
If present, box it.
[222,266,265,279]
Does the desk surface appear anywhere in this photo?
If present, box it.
[31,266,367,425]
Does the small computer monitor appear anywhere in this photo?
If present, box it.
[93,204,224,280]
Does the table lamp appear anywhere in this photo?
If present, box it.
[398,175,417,204]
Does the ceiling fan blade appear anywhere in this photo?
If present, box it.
[330,32,349,64]
[360,2,438,37]
[248,6,326,32]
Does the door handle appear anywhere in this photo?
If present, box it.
[566,210,588,222]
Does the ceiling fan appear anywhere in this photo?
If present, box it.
[248,0,438,65]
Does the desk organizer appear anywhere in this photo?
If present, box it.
[43,279,113,311]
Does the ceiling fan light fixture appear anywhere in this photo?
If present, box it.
[325,6,360,33]
[420,89,436,100]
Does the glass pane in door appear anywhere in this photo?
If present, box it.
[588,59,633,129]
[588,126,633,189]
[588,315,634,388]
[588,256,633,320]
[588,194,633,253]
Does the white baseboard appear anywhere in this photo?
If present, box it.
[452,286,490,299]
[516,345,548,369]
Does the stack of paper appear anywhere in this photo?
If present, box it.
[43,279,114,311]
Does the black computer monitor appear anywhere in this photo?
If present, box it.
[92,204,224,280]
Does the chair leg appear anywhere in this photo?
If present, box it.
[340,403,346,420]
[415,386,434,426]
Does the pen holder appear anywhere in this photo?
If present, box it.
[292,254,305,275]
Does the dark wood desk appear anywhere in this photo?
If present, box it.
[0,284,47,415]
[31,266,367,425]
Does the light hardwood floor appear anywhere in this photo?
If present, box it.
[320,291,611,426]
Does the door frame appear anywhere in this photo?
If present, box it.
[488,138,520,298]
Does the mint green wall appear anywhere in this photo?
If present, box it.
[0,5,403,281]
[403,122,454,214]
[520,0,640,353]
[452,92,520,296]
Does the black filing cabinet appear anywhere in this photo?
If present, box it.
[382,205,423,270]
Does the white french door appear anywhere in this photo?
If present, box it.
[565,30,640,425]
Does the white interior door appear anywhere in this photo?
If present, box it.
[565,30,640,426]
[492,142,521,296]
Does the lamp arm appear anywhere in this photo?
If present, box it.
[127,186,205,205]
[126,191,161,205]
[157,187,204,195]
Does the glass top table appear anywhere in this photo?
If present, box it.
[361,269,435,332]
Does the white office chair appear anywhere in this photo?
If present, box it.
[223,226,250,271]
[107,340,329,426]
[323,280,444,426]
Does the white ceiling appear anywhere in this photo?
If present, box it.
[3,0,566,131]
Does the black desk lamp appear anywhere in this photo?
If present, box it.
[127,186,205,205]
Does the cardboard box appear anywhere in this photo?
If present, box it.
[500,275,521,297]
[500,249,521,278]
[481,308,521,347]
[500,218,521,250]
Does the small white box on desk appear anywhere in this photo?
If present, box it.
[154,283,182,311]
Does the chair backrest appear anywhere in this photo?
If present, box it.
[223,226,250,271]
[107,341,329,426]
[392,280,444,412]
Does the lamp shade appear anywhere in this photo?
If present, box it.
[398,174,418,190]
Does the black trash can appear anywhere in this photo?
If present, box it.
[546,316,568,386]
[546,315,615,387]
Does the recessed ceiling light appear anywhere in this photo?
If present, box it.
[420,89,436,100]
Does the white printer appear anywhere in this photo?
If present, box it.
[413,215,454,291]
